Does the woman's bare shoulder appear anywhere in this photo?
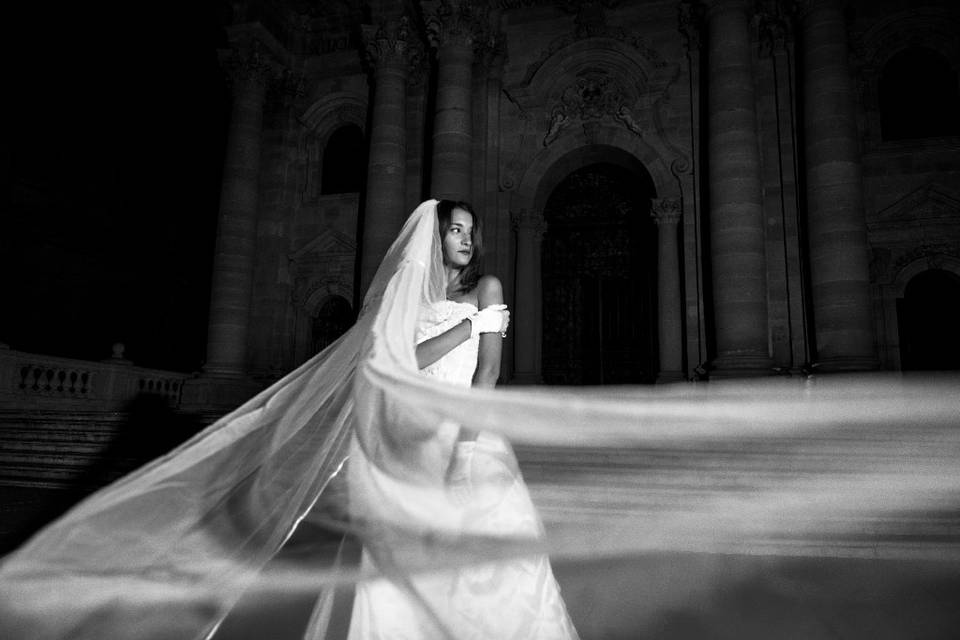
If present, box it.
[476,274,503,306]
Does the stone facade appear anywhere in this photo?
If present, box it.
[204,0,960,385]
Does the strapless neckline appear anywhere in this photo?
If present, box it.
[442,299,478,311]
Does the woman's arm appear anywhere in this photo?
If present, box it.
[473,275,504,388]
[415,318,472,369]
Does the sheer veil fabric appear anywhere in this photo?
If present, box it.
[2,200,960,639]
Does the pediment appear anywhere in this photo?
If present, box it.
[289,227,357,262]
[871,184,960,225]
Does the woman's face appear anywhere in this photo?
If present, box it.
[442,207,474,268]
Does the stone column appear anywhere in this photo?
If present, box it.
[511,209,546,384]
[203,42,272,377]
[799,0,877,371]
[423,0,487,200]
[679,1,708,379]
[359,17,416,296]
[705,0,772,377]
[652,198,685,383]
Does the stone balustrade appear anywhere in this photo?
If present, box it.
[0,345,188,412]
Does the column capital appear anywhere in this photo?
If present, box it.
[651,197,682,225]
[792,0,841,20]
[755,0,794,57]
[510,209,547,237]
[678,1,706,53]
[474,30,507,79]
[218,40,276,92]
[703,0,752,18]
[422,0,490,50]
[361,16,423,72]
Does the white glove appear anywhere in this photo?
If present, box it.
[468,304,510,339]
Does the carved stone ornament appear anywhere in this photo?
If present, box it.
[755,0,793,57]
[651,197,682,224]
[543,70,642,146]
[220,40,276,90]
[361,16,417,69]
[422,0,490,50]
[558,0,622,39]
[678,0,705,53]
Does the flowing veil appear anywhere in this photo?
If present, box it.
[2,199,960,639]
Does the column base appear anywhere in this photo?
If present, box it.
[656,370,687,384]
[180,373,264,415]
[709,354,775,379]
[810,355,880,374]
[510,372,543,385]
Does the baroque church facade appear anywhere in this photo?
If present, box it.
[202,0,960,390]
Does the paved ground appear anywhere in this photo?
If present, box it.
[211,540,960,639]
[3,494,959,639]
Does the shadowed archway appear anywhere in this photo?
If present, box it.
[897,269,960,370]
[541,162,657,385]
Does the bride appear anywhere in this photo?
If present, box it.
[345,199,579,639]
[2,199,957,640]
[0,198,579,640]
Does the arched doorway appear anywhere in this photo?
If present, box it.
[541,163,657,384]
[897,269,960,370]
[311,296,354,355]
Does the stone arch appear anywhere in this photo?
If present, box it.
[300,92,367,140]
[893,259,960,370]
[298,93,367,202]
[309,294,355,356]
[508,138,668,384]
[879,48,960,140]
[877,255,960,370]
[858,8,960,74]
[321,124,365,194]
[539,162,659,385]
[512,130,673,215]
[303,281,354,316]
[293,280,355,365]
[855,7,960,147]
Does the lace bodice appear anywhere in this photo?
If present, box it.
[417,300,479,387]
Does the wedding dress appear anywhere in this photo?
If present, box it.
[1,200,958,640]
[345,299,579,639]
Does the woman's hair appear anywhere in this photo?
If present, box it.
[436,199,483,295]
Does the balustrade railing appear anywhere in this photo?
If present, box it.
[0,345,188,411]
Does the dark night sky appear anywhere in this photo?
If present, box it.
[3,3,231,372]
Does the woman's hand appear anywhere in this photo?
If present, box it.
[468,304,510,338]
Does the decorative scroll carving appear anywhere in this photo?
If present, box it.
[542,70,643,145]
